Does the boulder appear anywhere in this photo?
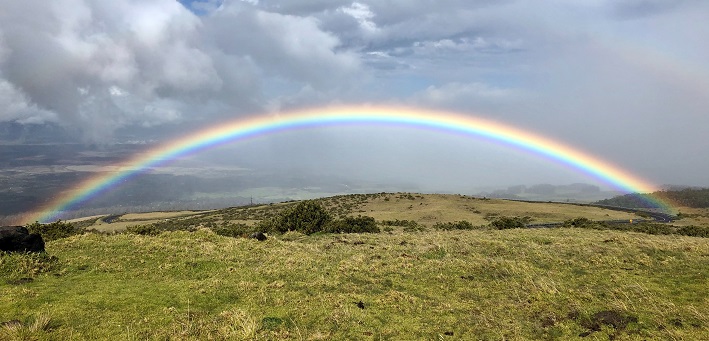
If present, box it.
[0,226,45,252]
[248,232,267,241]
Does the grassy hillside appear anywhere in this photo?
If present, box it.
[75,193,644,233]
[2,193,708,340]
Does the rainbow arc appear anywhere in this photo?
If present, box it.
[31,106,672,223]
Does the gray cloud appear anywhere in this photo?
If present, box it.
[0,0,362,140]
[1,0,708,187]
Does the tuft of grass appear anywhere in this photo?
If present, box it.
[0,312,53,340]
[0,252,59,283]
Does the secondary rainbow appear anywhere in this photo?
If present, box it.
[30,106,671,223]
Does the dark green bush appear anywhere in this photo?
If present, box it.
[403,225,427,233]
[433,220,476,230]
[25,220,84,241]
[325,216,380,234]
[627,222,675,235]
[675,225,709,238]
[490,216,530,230]
[126,224,163,236]
[212,222,257,238]
[381,219,419,228]
[564,217,594,228]
[263,201,332,235]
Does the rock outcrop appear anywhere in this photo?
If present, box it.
[0,226,45,252]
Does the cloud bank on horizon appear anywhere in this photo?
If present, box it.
[0,0,707,186]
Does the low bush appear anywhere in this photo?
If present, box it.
[325,215,380,233]
[675,225,709,238]
[433,220,477,230]
[564,217,594,228]
[262,201,332,235]
[212,222,257,238]
[381,219,419,228]
[490,216,531,230]
[125,224,163,236]
[25,220,84,241]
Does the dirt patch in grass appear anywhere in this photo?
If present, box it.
[578,310,638,338]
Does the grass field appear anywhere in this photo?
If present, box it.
[2,194,707,340]
[73,194,644,233]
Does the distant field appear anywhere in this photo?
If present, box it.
[673,207,709,227]
[74,193,645,232]
[71,211,214,233]
[349,193,639,225]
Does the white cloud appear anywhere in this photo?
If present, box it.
[0,0,364,141]
[0,79,58,124]
[410,82,526,116]
[338,2,378,33]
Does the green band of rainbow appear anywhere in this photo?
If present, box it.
[30,106,671,223]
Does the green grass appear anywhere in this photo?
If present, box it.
[2,227,708,340]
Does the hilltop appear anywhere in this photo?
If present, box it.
[74,193,644,233]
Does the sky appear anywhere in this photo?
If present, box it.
[1,0,708,192]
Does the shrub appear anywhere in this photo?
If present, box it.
[25,220,84,241]
[126,224,163,236]
[381,219,419,228]
[433,220,476,230]
[403,225,427,233]
[626,222,674,235]
[267,201,332,235]
[490,216,530,230]
[675,225,709,238]
[212,222,256,238]
[564,217,594,228]
[325,216,380,234]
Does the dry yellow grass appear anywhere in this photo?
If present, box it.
[119,210,211,221]
[76,211,212,232]
[66,193,653,232]
[64,215,104,223]
[352,193,639,226]
[672,207,709,227]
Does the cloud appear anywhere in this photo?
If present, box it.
[338,2,378,34]
[0,79,58,124]
[413,82,521,108]
[204,2,360,89]
[608,0,692,18]
[1,0,708,186]
[0,0,217,139]
[0,0,362,141]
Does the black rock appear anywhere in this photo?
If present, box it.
[249,232,267,241]
[0,226,45,252]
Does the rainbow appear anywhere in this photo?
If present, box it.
[30,106,672,223]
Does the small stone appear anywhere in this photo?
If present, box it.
[248,232,267,241]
